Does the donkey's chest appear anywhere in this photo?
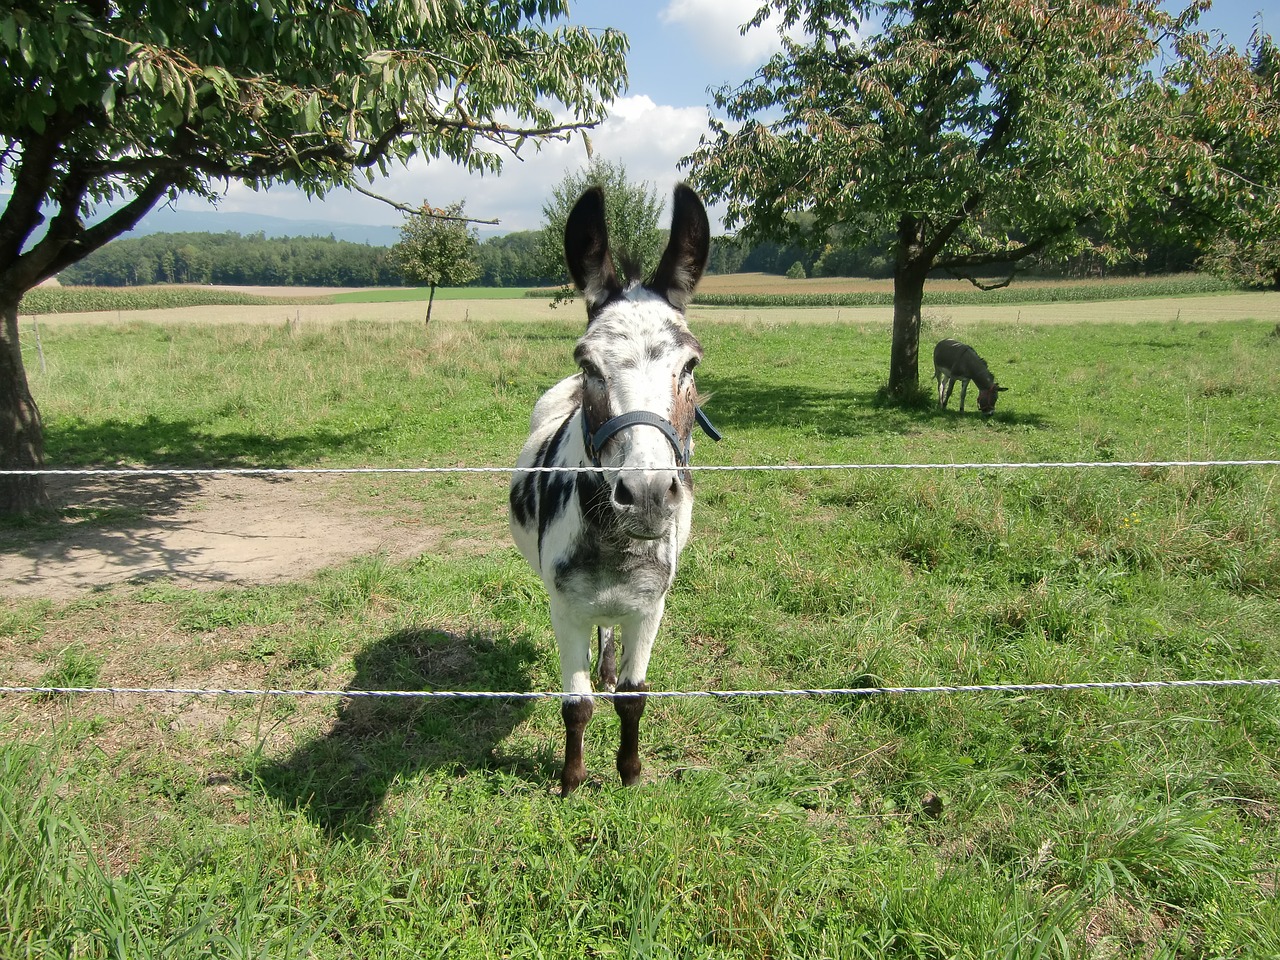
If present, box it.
[549,533,679,615]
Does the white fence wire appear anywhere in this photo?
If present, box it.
[2,458,1279,476]
[2,678,1279,701]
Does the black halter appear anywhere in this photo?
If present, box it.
[582,406,722,468]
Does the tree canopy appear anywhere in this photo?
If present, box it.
[390,201,480,324]
[1164,29,1280,289]
[0,0,628,512]
[535,158,664,288]
[686,0,1248,395]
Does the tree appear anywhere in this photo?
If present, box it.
[536,158,664,289]
[1174,30,1280,289]
[0,1,626,514]
[686,0,1229,397]
[390,202,481,325]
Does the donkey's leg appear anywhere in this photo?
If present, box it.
[550,600,595,795]
[613,605,664,786]
[958,379,969,412]
[597,626,617,692]
[940,375,955,409]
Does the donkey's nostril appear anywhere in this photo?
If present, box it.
[613,478,635,507]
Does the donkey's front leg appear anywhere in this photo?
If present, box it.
[614,606,664,786]
[551,601,595,795]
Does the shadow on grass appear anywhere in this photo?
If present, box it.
[46,414,392,467]
[256,625,544,836]
[701,375,1049,437]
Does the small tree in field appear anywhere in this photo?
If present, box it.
[687,0,1244,398]
[536,158,664,290]
[391,203,481,326]
[0,1,626,514]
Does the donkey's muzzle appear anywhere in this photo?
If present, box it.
[611,470,683,540]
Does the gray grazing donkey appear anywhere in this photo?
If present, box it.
[509,183,717,795]
[933,338,1007,416]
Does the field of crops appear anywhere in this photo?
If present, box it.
[1,287,1278,957]
[20,272,1238,316]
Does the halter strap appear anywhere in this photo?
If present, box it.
[582,406,722,468]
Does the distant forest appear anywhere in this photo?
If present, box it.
[57,224,1199,288]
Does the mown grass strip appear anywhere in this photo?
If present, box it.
[330,287,534,303]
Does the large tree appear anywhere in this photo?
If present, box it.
[1178,30,1280,289]
[686,0,1227,397]
[0,0,627,514]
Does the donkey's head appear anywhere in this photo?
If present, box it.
[976,382,1007,416]
[565,183,710,541]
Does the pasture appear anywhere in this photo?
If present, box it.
[2,288,1279,957]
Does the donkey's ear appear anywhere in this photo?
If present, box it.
[564,186,622,318]
[647,183,710,312]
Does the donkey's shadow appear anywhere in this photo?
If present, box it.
[256,626,542,836]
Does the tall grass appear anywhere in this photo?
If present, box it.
[2,308,1278,956]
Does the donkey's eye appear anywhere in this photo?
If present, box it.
[580,362,605,385]
[680,357,699,381]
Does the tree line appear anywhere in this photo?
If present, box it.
[58,220,1198,290]
[57,228,564,289]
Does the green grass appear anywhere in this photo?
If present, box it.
[2,305,1279,957]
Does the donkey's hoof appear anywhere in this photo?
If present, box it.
[560,765,588,797]
[617,754,643,786]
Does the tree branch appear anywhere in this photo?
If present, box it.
[17,166,176,288]
[935,234,1054,290]
[349,184,500,225]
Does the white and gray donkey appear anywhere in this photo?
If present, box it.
[933,338,1007,416]
[509,184,716,795]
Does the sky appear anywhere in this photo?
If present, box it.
[135,0,1279,237]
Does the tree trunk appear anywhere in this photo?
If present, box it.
[425,284,437,327]
[888,214,931,397]
[0,296,49,515]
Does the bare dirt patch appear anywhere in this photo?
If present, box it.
[0,474,433,599]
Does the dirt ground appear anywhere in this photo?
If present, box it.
[0,474,432,599]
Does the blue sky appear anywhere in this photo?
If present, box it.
[148,0,1276,236]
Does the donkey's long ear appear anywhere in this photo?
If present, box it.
[648,183,710,312]
[564,186,622,319]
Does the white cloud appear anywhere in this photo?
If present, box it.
[157,95,722,236]
[659,0,792,67]
[209,95,713,233]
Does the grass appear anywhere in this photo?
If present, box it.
[330,286,535,303]
[2,296,1279,957]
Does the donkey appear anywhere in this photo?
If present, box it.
[509,183,716,795]
[933,338,1007,416]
